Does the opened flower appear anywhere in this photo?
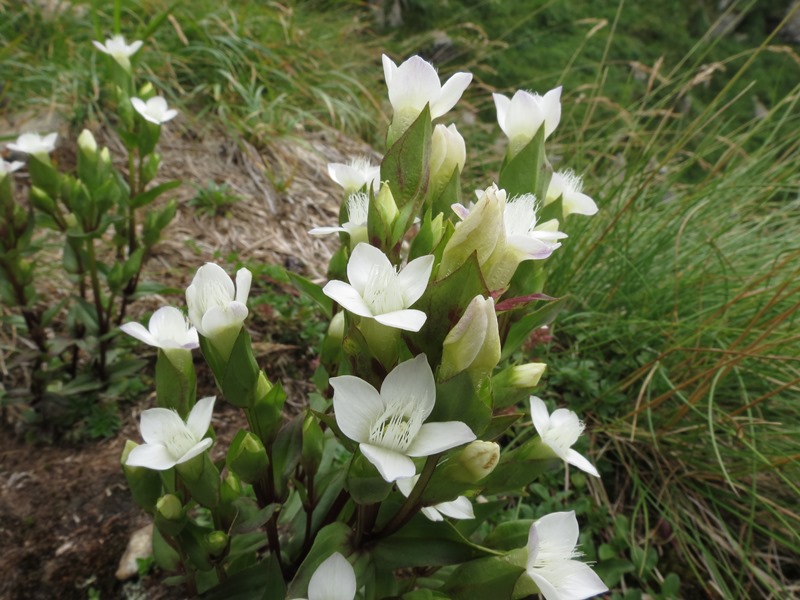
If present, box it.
[131,96,178,125]
[332,354,476,482]
[0,159,24,177]
[186,263,251,356]
[383,54,472,138]
[323,243,433,332]
[397,475,474,522]
[493,88,562,156]
[328,158,381,194]
[309,191,369,246]
[92,34,143,70]
[526,511,608,600]
[6,132,58,156]
[294,552,356,600]
[530,396,599,477]
[120,306,199,351]
[126,396,215,470]
[502,193,567,260]
[545,170,598,217]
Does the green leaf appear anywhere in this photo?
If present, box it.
[483,520,533,551]
[287,270,333,318]
[286,523,353,598]
[271,414,304,499]
[500,295,569,361]
[220,329,261,407]
[229,500,279,535]
[441,555,525,600]
[431,371,491,437]
[498,127,550,199]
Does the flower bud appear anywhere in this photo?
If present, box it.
[205,530,229,556]
[439,295,501,382]
[492,363,547,409]
[439,184,506,281]
[99,147,112,166]
[226,430,269,484]
[77,129,98,157]
[155,494,186,536]
[430,123,466,195]
[139,82,155,98]
[374,181,399,228]
[453,441,500,482]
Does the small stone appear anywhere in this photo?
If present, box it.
[115,523,153,581]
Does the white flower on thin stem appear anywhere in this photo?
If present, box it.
[126,396,216,470]
[397,475,474,522]
[92,34,143,69]
[502,193,567,260]
[120,306,199,351]
[0,159,24,177]
[332,354,476,482]
[328,158,381,194]
[186,263,251,354]
[493,88,562,156]
[545,170,598,217]
[383,54,472,137]
[294,552,357,600]
[309,192,369,241]
[131,96,178,125]
[6,132,58,156]
[526,511,608,600]
[530,396,599,477]
[323,243,433,332]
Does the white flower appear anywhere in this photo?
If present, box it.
[131,96,178,125]
[92,34,143,69]
[382,54,472,136]
[6,132,58,156]
[309,191,369,241]
[396,475,474,522]
[332,354,476,482]
[546,170,598,217]
[120,306,199,350]
[493,88,562,153]
[126,397,215,470]
[502,193,567,260]
[530,396,599,477]
[294,552,357,600]
[328,158,381,194]
[526,511,608,600]
[0,159,24,177]
[322,243,433,332]
[186,263,251,343]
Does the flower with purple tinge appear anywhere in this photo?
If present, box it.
[120,306,199,351]
[92,34,143,70]
[293,552,356,600]
[502,193,567,260]
[382,54,472,138]
[493,87,562,156]
[6,132,58,156]
[545,170,598,217]
[530,396,599,477]
[322,243,433,332]
[331,354,476,482]
[126,396,215,470]
[131,96,178,125]
[328,158,381,194]
[397,475,474,522]
[526,511,608,600]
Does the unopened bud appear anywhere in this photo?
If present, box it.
[493,363,547,409]
[156,494,183,521]
[440,295,500,382]
[375,182,399,227]
[328,310,345,341]
[454,441,500,482]
[430,123,466,195]
[139,82,154,98]
[205,530,228,556]
[77,129,98,156]
[226,430,269,484]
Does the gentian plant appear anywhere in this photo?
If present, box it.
[121,53,607,599]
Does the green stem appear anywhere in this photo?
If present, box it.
[375,454,441,539]
[84,238,108,378]
[127,148,138,256]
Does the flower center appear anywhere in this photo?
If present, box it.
[504,194,539,237]
[346,192,369,226]
[363,264,405,315]
[368,397,425,452]
[164,425,198,459]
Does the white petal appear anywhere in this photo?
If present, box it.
[129,40,144,55]
[506,91,540,141]
[131,97,148,117]
[406,421,476,457]
[564,192,598,216]
[566,449,600,478]
[435,496,474,520]
[347,243,391,296]
[309,226,347,236]
[534,511,580,553]
[492,93,511,134]
[430,71,472,120]
[92,40,108,53]
[529,572,561,600]
[126,443,177,470]
[119,321,159,347]
[396,254,434,306]
[161,109,179,123]
[381,354,435,418]
[235,268,252,305]
[139,407,187,445]
[542,86,562,139]
[201,303,247,338]
[307,552,357,600]
[323,280,373,318]
[508,235,559,260]
[529,396,550,437]
[331,376,385,443]
[382,54,397,87]
[556,560,609,599]
[359,443,416,482]
[374,309,427,332]
[148,306,184,340]
[390,56,441,113]
[186,396,215,440]
[395,476,417,497]
[176,438,213,464]
[421,506,444,521]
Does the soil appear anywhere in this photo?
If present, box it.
[0,116,374,598]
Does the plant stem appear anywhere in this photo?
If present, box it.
[375,454,440,539]
[84,237,108,379]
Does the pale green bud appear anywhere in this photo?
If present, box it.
[205,531,229,556]
[139,82,155,98]
[156,494,183,521]
[99,147,112,166]
[440,295,501,382]
[328,310,345,341]
[492,363,547,410]
[430,123,465,193]
[77,129,98,157]
[375,181,399,227]
[430,213,444,248]
[226,430,269,484]
[454,441,500,482]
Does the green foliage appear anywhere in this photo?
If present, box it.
[189,180,241,216]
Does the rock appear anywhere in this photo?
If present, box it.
[115,523,153,581]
